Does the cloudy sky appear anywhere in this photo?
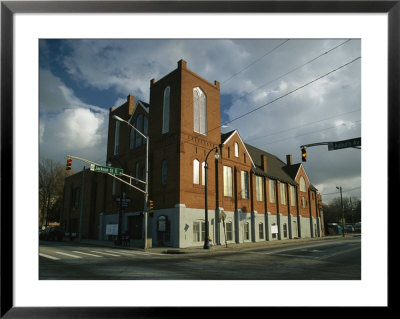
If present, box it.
[39,38,361,203]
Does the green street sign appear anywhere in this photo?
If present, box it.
[328,137,361,151]
[90,164,123,175]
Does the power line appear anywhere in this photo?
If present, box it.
[245,108,360,143]
[221,39,290,84]
[322,187,361,196]
[257,120,361,147]
[181,56,361,149]
[221,39,352,108]
[221,56,361,128]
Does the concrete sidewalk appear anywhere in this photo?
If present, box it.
[65,233,360,255]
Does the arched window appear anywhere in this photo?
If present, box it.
[129,127,135,150]
[193,87,207,135]
[143,116,148,144]
[300,177,306,192]
[234,142,239,157]
[114,120,120,155]
[201,162,206,186]
[193,159,200,184]
[135,114,143,147]
[161,160,167,185]
[162,86,170,134]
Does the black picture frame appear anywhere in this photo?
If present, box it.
[1,1,396,317]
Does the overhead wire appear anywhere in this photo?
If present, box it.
[257,120,361,147]
[179,56,361,150]
[245,108,361,143]
[221,39,290,84]
[221,39,352,109]
[220,56,361,129]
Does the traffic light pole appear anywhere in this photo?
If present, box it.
[300,137,361,161]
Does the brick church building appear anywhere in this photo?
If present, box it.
[62,59,324,248]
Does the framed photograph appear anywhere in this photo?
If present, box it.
[2,0,396,316]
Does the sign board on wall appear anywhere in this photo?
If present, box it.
[271,225,279,234]
[106,224,118,235]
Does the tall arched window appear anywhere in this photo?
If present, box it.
[162,86,170,134]
[300,177,306,192]
[234,142,239,157]
[201,162,206,186]
[193,159,200,184]
[161,160,167,185]
[193,87,207,135]
[135,114,143,147]
[143,116,148,144]
[129,128,135,150]
[114,120,120,155]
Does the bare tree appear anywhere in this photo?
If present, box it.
[39,158,72,228]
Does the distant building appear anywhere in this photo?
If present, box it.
[62,60,324,248]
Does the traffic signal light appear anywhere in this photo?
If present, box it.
[148,200,154,212]
[66,157,72,170]
[301,147,307,162]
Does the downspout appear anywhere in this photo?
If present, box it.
[308,188,313,237]
[275,180,280,240]
[295,185,301,238]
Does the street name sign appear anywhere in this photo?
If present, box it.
[90,164,123,175]
[328,137,361,151]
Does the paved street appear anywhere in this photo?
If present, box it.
[39,236,361,280]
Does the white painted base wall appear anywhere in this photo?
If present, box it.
[99,206,323,248]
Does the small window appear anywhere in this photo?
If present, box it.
[259,223,264,239]
[244,222,250,240]
[283,223,288,238]
[269,180,276,203]
[193,222,200,242]
[302,196,307,208]
[193,159,200,184]
[193,221,206,242]
[226,222,233,241]
[234,142,239,157]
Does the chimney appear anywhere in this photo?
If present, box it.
[261,154,267,171]
[286,154,293,166]
[127,95,135,115]
[178,59,187,69]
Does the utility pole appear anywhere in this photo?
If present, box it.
[79,166,85,241]
[336,186,345,237]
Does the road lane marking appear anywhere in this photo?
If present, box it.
[55,251,82,259]
[110,250,165,256]
[90,250,120,257]
[39,253,60,260]
[72,251,103,257]
[318,246,360,260]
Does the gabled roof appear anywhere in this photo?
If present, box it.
[244,143,298,186]
[221,130,255,168]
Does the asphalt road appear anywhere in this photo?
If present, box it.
[39,236,361,280]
